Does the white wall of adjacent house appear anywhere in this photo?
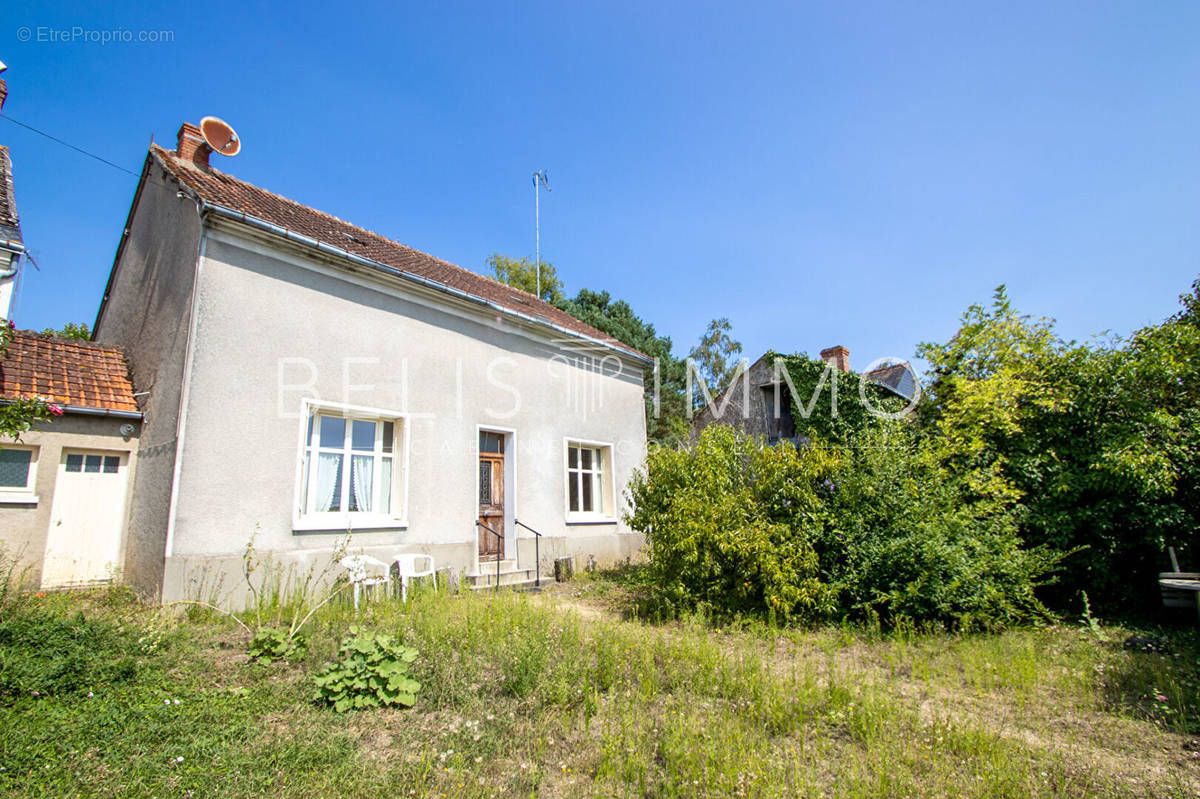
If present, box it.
[0,250,17,321]
[159,224,647,604]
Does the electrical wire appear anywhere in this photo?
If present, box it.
[1,115,139,176]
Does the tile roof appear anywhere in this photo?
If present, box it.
[0,145,21,244]
[0,330,139,413]
[149,144,647,361]
[864,362,918,401]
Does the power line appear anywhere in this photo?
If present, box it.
[1,115,138,176]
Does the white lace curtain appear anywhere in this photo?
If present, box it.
[314,453,342,512]
[351,455,373,512]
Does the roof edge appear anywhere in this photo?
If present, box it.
[199,201,654,365]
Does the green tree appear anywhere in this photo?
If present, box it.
[918,283,1200,612]
[688,318,743,403]
[559,288,689,444]
[40,322,90,340]
[486,253,564,304]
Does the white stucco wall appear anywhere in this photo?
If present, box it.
[162,224,647,602]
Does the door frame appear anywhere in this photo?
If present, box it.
[475,425,516,566]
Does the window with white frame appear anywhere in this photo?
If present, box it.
[0,446,37,499]
[299,409,401,523]
[565,441,614,518]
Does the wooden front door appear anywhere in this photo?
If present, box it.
[478,432,505,561]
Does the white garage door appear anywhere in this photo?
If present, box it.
[41,450,130,589]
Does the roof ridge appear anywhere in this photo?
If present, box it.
[150,145,560,312]
[12,329,127,353]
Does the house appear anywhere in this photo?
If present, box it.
[92,121,650,603]
[0,77,144,590]
[690,345,919,443]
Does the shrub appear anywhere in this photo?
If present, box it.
[626,426,834,621]
[626,425,1055,629]
[817,425,1057,630]
[248,627,307,665]
[313,626,420,712]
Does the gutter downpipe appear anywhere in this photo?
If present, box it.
[0,240,25,279]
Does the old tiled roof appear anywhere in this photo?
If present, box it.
[0,331,139,413]
[150,145,648,361]
[865,362,918,401]
[0,145,21,244]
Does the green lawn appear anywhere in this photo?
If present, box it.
[1,573,1197,798]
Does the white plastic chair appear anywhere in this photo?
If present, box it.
[393,554,437,602]
[339,554,391,612]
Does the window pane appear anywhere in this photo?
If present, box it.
[569,470,579,511]
[593,471,604,513]
[380,457,392,514]
[581,469,593,511]
[103,456,120,474]
[306,413,315,445]
[0,449,31,487]
[382,421,394,453]
[84,455,102,473]
[480,432,503,454]
[65,453,83,473]
[581,447,593,470]
[568,446,578,469]
[314,452,343,512]
[351,420,376,452]
[319,416,345,449]
[349,454,373,512]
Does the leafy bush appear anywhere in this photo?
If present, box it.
[627,425,834,621]
[626,425,1055,629]
[816,425,1057,629]
[313,626,420,712]
[248,627,307,665]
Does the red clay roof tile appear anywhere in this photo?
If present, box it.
[0,331,139,413]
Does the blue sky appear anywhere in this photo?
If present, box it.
[2,1,1198,371]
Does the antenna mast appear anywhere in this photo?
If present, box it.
[533,170,550,298]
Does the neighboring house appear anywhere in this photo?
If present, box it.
[690,345,919,443]
[0,80,24,324]
[93,121,650,603]
[0,76,144,589]
[0,333,143,588]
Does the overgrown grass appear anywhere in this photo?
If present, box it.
[1,572,1197,797]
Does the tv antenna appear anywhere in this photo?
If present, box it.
[533,169,550,298]
[199,116,241,157]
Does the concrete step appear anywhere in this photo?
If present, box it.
[466,567,539,589]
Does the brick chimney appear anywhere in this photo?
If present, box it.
[175,122,210,169]
[0,80,8,114]
[820,345,850,373]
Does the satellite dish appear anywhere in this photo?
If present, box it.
[199,116,241,157]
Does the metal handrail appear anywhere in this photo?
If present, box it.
[513,519,543,587]
[474,520,504,591]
